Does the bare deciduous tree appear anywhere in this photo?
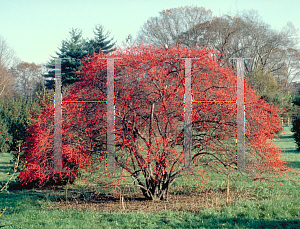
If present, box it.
[12,62,44,98]
[136,7,300,93]
[0,35,20,99]
[0,35,20,69]
[0,66,17,98]
[136,6,213,48]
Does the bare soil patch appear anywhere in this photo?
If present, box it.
[43,187,260,213]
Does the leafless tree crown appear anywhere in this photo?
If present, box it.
[136,6,300,92]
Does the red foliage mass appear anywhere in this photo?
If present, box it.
[18,43,292,196]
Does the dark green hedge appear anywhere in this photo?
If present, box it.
[0,93,44,158]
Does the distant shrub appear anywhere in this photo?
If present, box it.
[292,113,300,151]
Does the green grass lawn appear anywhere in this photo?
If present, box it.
[0,125,300,228]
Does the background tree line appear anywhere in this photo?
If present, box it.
[135,6,300,123]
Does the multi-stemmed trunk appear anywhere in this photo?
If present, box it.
[130,168,180,201]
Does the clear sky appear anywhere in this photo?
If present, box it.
[0,0,299,65]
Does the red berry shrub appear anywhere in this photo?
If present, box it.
[18,43,295,198]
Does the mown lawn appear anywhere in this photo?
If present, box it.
[0,125,300,228]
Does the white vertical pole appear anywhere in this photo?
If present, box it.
[54,58,63,172]
[236,58,246,172]
[184,58,192,169]
[107,58,115,171]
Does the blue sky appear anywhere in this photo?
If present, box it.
[0,0,299,65]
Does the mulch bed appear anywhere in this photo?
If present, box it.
[43,187,258,213]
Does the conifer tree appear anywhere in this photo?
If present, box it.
[291,87,300,150]
[85,24,116,56]
[44,25,116,90]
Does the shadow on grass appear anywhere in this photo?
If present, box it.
[285,161,300,169]
[278,135,295,139]
[282,149,299,154]
[0,163,12,173]
[0,189,46,212]
[174,217,300,228]
[0,161,12,165]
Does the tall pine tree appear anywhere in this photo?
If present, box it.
[44,25,116,90]
[85,24,116,56]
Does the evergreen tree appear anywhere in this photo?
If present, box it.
[85,24,116,56]
[291,87,300,151]
[44,28,86,90]
[44,25,116,90]
[0,93,42,161]
[0,114,12,154]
